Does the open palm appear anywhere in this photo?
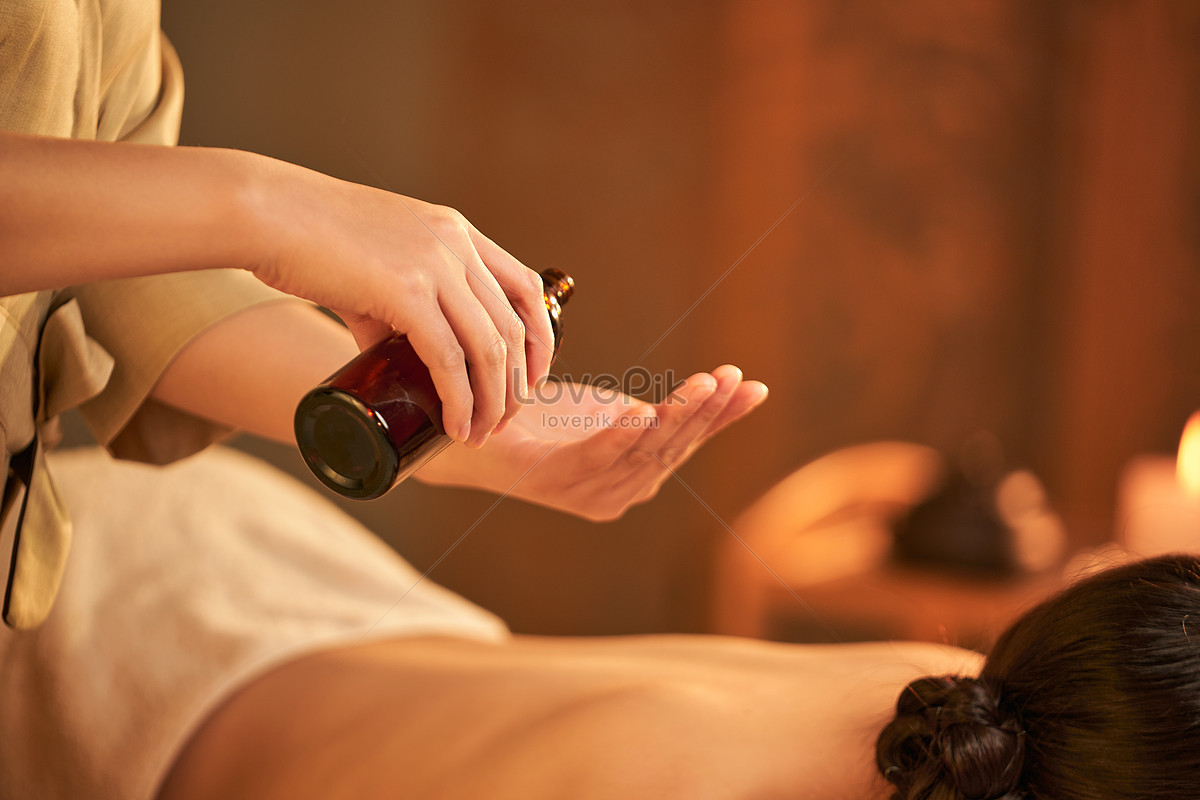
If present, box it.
[416,365,768,521]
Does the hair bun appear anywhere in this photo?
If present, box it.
[876,675,1027,800]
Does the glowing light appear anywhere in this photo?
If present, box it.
[1177,412,1200,497]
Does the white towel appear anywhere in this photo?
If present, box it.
[0,446,507,800]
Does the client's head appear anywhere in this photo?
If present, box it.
[876,553,1200,800]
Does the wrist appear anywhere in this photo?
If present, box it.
[223,148,284,277]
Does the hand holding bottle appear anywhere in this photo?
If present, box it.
[295,270,573,500]
[0,133,549,449]
[244,154,555,448]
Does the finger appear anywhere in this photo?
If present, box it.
[468,226,556,386]
[618,372,718,462]
[556,405,659,482]
[401,301,476,443]
[703,380,769,435]
[651,364,746,466]
[582,374,716,497]
[611,367,745,495]
[434,273,510,448]
[463,262,528,432]
[668,364,766,441]
[356,249,480,444]
[624,378,769,506]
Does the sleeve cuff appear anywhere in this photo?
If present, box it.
[71,270,297,464]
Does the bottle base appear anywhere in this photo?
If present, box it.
[295,388,400,500]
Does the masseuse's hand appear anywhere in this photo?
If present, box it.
[415,365,768,521]
[0,130,551,449]
[247,158,554,447]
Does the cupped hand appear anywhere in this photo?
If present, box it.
[415,365,769,521]
[246,159,554,447]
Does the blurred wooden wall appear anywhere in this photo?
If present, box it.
[1036,1,1200,542]
[162,0,1200,636]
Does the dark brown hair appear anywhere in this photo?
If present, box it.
[876,554,1200,800]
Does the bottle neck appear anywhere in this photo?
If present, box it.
[540,269,573,352]
[541,268,574,306]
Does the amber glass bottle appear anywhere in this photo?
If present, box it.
[295,269,574,499]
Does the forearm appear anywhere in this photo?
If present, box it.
[1,128,554,447]
[152,300,358,444]
[0,129,264,295]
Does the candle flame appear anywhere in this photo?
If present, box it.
[1178,412,1200,497]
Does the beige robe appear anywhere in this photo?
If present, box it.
[0,0,285,628]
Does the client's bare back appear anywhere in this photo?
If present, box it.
[158,634,981,800]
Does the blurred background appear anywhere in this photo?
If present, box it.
[160,0,1200,640]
